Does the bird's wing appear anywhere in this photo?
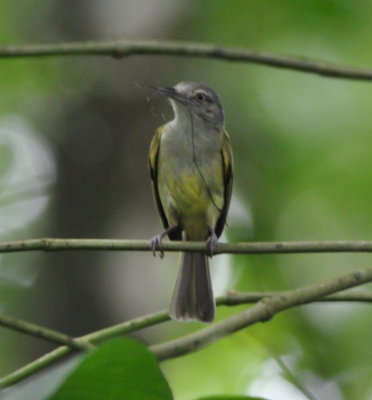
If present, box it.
[215,129,233,238]
[149,126,182,240]
[149,126,169,230]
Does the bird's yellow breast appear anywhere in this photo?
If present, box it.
[166,172,210,212]
[158,158,224,239]
[154,118,227,239]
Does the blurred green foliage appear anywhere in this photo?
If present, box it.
[163,2,372,399]
[0,1,371,400]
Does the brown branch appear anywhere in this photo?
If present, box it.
[151,268,372,360]
[0,314,93,351]
[0,40,372,81]
[2,286,371,388]
[1,238,372,254]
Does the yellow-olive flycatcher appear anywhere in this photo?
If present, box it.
[149,81,233,322]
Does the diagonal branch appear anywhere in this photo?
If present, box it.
[219,290,372,304]
[1,290,370,356]
[0,310,170,388]
[0,40,372,81]
[1,238,372,254]
[0,314,93,351]
[1,285,372,388]
[151,267,372,360]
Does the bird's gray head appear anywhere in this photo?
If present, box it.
[158,81,224,128]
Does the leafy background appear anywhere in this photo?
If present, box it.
[0,1,371,399]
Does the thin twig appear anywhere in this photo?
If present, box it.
[273,354,319,400]
[1,238,372,254]
[151,268,372,360]
[0,40,372,81]
[1,287,372,388]
[0,311,169,388]
[218,290,372,305]
[0,314,93,351]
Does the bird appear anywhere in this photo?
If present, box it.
[148,81,233,323]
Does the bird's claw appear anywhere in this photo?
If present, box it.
[206,230,218,257]
[150,235,164,258]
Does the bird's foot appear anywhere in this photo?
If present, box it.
[206,226,218,257]
[150,225,180,258]
[150,234,165,258]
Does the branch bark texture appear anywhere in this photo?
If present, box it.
[1,40,372,81]
[1,238,372,254]
[151,268,372,360]
[0,314,93,351]
[1,278,372,388]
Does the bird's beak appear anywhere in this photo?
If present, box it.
[158,86,188,104]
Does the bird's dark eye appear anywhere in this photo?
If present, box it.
[196,92,206,102]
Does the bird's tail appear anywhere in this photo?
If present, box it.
[169,252,215,323]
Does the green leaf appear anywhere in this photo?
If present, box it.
[196,396,271,400]
[48,338,173,400]
[0,355,83,400]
